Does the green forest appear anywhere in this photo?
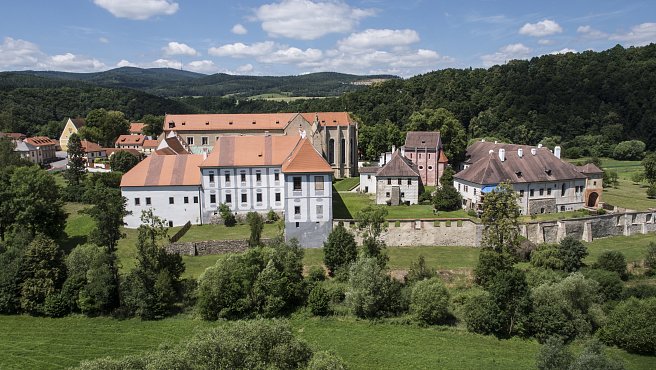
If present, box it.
[2,43,656,159]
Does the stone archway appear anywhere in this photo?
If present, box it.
[587,192,599,207]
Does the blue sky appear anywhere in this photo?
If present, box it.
[0,0,655,76]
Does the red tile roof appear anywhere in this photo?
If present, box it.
[81,140,103,153]
[0,132,27,140]
[129,122,145,134]
[25,136,57,147]
[142,139,159,148]
[165,113,296,132]
[200,135,301,167]
[282,139,334,173]
[116,134,145,146]
[105,148,141,157]
[300,112,354,127]
[121,154,204,187]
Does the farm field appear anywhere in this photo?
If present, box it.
[1,315,653,370]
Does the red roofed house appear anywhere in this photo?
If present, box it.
[129,122,145,135]
[121,135,333,247]
[401,131,448,187]
[24,136,58,164]
[162,112,357,179]
[115,134,145,149]
[80,140,107,169]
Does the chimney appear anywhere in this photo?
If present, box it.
[203,151,208,160]
[498,148,506,162]
[518,148,523,158]
[494,140,498,144]
[488,149,494,155]
[531,148,537,155]
[392,145,396,153]
[538,143,543,149]
[554,146,561,159]
[481,139,485,142]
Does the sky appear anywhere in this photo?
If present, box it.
[0,0,655,77]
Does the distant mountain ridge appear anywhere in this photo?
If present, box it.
[14,68,399,98]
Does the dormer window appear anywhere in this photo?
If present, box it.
[205,121,209,125]
[545,169,552,176]
[515,171,522,177]
[181,122,186,126]
[168,121,175,128]
[275,120,280,124]
[229,121,233,125]
[252,121,256,125]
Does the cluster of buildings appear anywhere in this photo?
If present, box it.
[1,132,58,166]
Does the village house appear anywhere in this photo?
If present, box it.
[142,139,159,155]
[115,134,145,150]
[401,131,448,186]
[454,141,602,215]
[59,117,85,151]
[121,134,334,247]
[129,122,145,135]
[374,150,421,205]
[80,140,107,167]
[162,112,357,178]
[22,137,58,164]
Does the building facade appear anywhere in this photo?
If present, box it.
[162,112,357,178]
[374,151,421,205]
[401,132,448,187]
[59,118,85,151]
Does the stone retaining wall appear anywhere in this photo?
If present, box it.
[166,238,272,255]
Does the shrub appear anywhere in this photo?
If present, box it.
[247,212,265,247]
[307,351,348,370]
[535,337,573,370]
[600,297,656,355]
[582,269,623,302]
[323,222,357,276]
[267,209,279,222]
[612,140,646,160]
[536,338,625,370]
[474,249,514,288]
[622,283,656,299]
[346,257,403,319]
[645,242,656,276]
[307,266,326,282]
[647,185,656,199]
[570,339,625,370]
[631,171,646,184]
[405,255,436,284]
[307,284,330,316]
[218,203,236,227]
[530,236,588,272]
[525,267,565,288]
[410,278,450,325]
[462,291,502,335]
[595,251,628,280]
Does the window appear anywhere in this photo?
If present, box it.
[168,221,173,228]
[328,139,335,164]
[315,176,324,191]
[367,175,371,180]
[540,208,545,214]
[146,197,151,205]
[398,179,402,185]
[256,193,262,203]
[241,193,247,203]
[539,189,544,196]
[340,138,346,164]
[193,196,198,204]
[225,173,230,183]
[419,166,424,170]
[401,192,405,198]
[428,166,433,171]
[274,172,279,181]
[293,177,302,191]
[275,192,281,202]
[209,173,215,183]
[407,179,412,185]
[187,137,194,145]
[201,136,208,145]
[428,153,432,159]
[474,189,477,195]
[134,198,140,206]
[210,194,216,204]
[387,179,391,185]
[593,181,597,186]
[294,206,301,215]
[547,188,552,196]
[519,190,524,197]
[295,222,300,228]
[240,173,246,183]
[386,192,390,197]
[561,183,566,197]
[184,197,189,204]
[225,194,232,203]
[316,205,323,216]
[419,153,422,159]
[256,172,261,182]
[529,189,534,197]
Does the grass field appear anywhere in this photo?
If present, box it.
[333,191,469,219]
[519,209,592,222]
[333,177,360,191]
[585,233,656,264]
[1,315,653,370]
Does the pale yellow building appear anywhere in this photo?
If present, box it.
[59,118,86,151]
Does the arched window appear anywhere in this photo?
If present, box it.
[328,139,335,164]
[340,139,346,164]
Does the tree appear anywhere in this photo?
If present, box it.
[642,153,656,185]
[474,249,514,288]
[10,166,66,239]
[141,114,164,137]
[405,255,437,284]
[530,236,588,272]
[246,211,264,247]
[346,256,403,319]
[433,167,462,211]
[612,140,645,160]
[65,133,86,188]
[595,251,628,280]
[63,243,117,315]
[0,244,25,313]
[109,150,140,173]
[0,168,16,241]
[323,221,357,276]
[410,277,450,325]
[645,242,656,276]
[485,268,532,338]
[307,284,330,316]
[600,297,656,355]
[356,205,389,266]
[536,337,574,370]
[0,137,29,168]
[20,235,66,315]
[480,182,521,255]
[407,108,467,163]
[569,339,625,370]
[77,126,102,143]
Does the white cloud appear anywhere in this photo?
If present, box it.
[231,24,248,35]
[208,41,276,57]
[93,0,179,20]
[551,48,577,55]
[0,37,41,69]
[261,47,323,64]
[337,29,420,50]
[577,25,608,39]
[163,41,198,56]
[481,43,532,67]
[99,37,110,44]
[538,39,554,45]
[149,58,183,69]
[186,60,217,73]
[116,59,137,67]
[42,53,106,72]
[519,19,563,37]
[255,0,375,40]
[609,22,656,46]
[236,64,254,74]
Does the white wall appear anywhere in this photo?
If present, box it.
[122,186,202,228]
[359,173,377,194]
[285,173,332,223]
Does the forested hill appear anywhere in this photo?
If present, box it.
[15,68,399,97]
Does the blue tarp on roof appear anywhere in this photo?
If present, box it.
[481,185,499,193]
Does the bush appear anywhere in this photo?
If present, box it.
[530,236,588,272]
[462,291,502,335]
[570,339,625,370]
[410,278,450,325]
[474,249,514,288]
[525,267,565,288]
[404,255,436,284]
[267,209,280,222]
[323,222,357,276]
[307,284,330,316]
[346,257,403,319]
[307,266,326,282]
[218,203,236,227]
[612,140,646,160]
[647,185,656,199]
[595,251,628,280]
[622,283,656,300]
[645,242,656,275]
[631,171,646,184]
[600,297,656,355]
[247,212,265,247]
[307,351,348,370]
[582,269,623,302]
[536,337,573,370]
[536,338,625,370]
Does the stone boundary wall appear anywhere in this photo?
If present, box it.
[166,238,272,255]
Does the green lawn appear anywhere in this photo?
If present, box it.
[0,315,652,370]
[602,179,656,211]
[519,209,592,222]
[333,191,469,219]
[585,233,656,264]
[333,177,360,191]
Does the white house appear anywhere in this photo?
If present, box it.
[454,142,597,215]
